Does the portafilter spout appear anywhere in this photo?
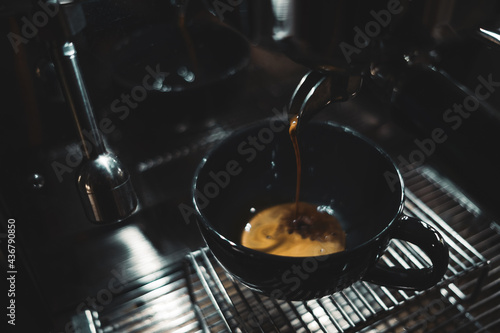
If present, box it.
[289,70,362,131]
[50,13,137,223]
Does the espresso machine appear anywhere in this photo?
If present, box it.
[2,1,500,332]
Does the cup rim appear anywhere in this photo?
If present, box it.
[192,119,405,261]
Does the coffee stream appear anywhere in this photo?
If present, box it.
[289,115,301,218]
[241,115,346,257]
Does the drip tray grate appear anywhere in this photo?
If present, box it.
[93,168,491,333]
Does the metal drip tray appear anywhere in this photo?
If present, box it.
[83,166,498,333]
[184,208,486,333]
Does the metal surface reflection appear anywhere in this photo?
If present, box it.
[115,225,166,277]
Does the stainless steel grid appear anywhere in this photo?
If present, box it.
[360,168,500,333]
[92,166,495,333]
[96,265,201,333]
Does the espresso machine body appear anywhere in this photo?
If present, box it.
[1,1,500,332]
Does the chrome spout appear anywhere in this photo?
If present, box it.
[289,70,362,130]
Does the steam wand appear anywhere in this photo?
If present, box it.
[47,0,138,223]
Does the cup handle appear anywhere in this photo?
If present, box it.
[362,215,449,290]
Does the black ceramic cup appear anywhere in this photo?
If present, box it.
[192,120,449,300]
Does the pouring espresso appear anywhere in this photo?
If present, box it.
[239,68,358,257]
[240,115,347,257]
[238,64,366,255]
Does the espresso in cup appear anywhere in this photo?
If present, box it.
[241,201,346,256]
[241,115,346,257]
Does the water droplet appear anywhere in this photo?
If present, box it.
[183,72,195,82]
[160,85,172,92]
[28,173,45,189]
